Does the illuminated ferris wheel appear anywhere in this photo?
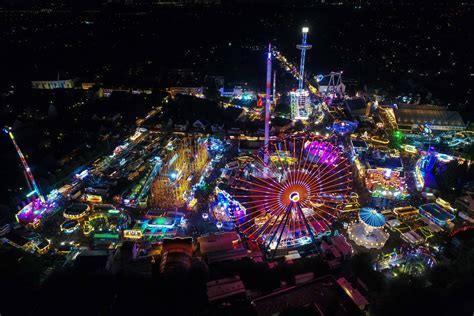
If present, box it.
[232,136,353,258]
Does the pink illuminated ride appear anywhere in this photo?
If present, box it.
[3,127,44,203]
[3,127,53,227]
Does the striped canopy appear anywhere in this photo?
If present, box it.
[359,207,386,228]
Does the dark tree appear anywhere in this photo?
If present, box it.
[351,252,385,292]
[435,160,472,192]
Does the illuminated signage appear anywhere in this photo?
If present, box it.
[124,230,143,239]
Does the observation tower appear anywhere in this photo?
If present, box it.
[291,27,312,120]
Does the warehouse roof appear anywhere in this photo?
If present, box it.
[394,108,464,128]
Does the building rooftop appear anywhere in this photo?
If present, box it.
[75,250,111,272]
[337,277,369,309]
[207,276,246,302]
[198,231,241,254]
[252,275,363,316]
[160,237,193,274]
[394,108,464,128]
[329,235,353,256]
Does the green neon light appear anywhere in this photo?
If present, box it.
[26,190,36,197]
[154,217,168,225]
[93,233,119,239]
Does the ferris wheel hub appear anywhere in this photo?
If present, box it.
[289,191,300,202]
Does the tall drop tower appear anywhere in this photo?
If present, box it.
[297,27,311,90]
[3,127,45,203]
[264,44,272,166]
[291,27,312,120]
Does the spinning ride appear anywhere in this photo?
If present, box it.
[348,207,390,249]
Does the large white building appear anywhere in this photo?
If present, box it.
[394,105,465,131]
[32,79,74,89]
